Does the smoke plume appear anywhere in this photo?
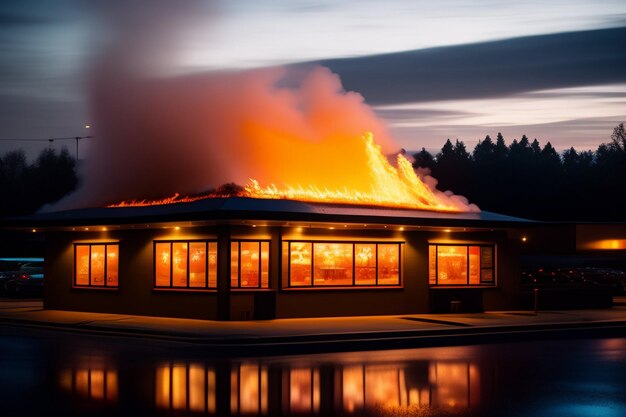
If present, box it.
[50,2,477,213]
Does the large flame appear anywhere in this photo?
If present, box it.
[108,133,470,212]
[244,132,461,212]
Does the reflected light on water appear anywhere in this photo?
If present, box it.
[231,363,268,414]
[59,367,118,403]
[338,361,479,414]
[155,362,216,413]
[598,338,626,361]
[287,368,320,413]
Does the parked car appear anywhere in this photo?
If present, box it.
[0,258,44,296]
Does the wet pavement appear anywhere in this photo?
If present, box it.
[1,299,625,354]
[1,323,625,417]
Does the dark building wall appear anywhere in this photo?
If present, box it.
[44,228,219,320]
[43,223,520,320]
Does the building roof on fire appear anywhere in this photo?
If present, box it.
[3,197,534,230]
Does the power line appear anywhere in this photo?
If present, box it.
[0,135,94,159]
[0,136,93,142]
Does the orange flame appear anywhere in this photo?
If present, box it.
[108,133,470,212]
[108,193,210,208]
[243,133,463,212]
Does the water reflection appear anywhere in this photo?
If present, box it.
[230,363,268,414]
[59,365,118,404]
[20,335,623,417]
[155,363,216,413]
[337,362,479,414]
[149,360,480,416]
[286,368,320,413]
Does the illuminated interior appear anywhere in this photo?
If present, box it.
[74,243,119,287]
[155,363,216,413]
[154,241,218,289]
[284,241,401,287]
[231,241,270,289]
[429,244,494,286]
[231,363,268,414]
[59,367,118,403]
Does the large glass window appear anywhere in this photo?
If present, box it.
[284,241,402,287]
[313,243,353,286]
[74,243,119,288]
[154,241,217,289]
[429,244,495,286]
[231,241,270,289]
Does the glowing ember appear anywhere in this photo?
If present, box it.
[108,133,474,212]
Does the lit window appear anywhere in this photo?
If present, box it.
[284,241,402,287]
[289,242,312,286]
[74,243,119,288]
[313,243,353,286]
[429,244,495,286]
[230,241,270,289]
[154,241,217,289]
[355,244,376,285]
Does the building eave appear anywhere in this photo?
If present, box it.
[2,197,536,231]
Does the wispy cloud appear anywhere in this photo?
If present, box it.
[316,27,626,105]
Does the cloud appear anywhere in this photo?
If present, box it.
[311,27,626,105]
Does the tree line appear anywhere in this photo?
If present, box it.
[413,123,626,221]
[1,124,624,221]
[0,148,78,218]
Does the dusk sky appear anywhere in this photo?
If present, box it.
[1,0,625,159]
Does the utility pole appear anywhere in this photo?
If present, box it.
[74,135,93,161]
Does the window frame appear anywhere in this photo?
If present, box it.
[283,240,403,288]
[153,239,218,290]
[73,243,119,288]
[429,243,496,287]
[230,239,271,289]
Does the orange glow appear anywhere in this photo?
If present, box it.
[106,245,118,286]
[231,241,270,288]
[156,363,216,413]
[288,368,320,413]
[430,244,494,286]
[108,192,210,207]
[75,243,119,287]
[429,362,479,409]
[339,361,480,413]
[231,364,268,414]
[581,239,626,250]
[107,133,473,213]
[285,241,401,287]
[244,133,463,212]
[59,367,118,403]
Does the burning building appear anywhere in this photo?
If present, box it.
[11,193,531,320]
[4,65,534,319]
